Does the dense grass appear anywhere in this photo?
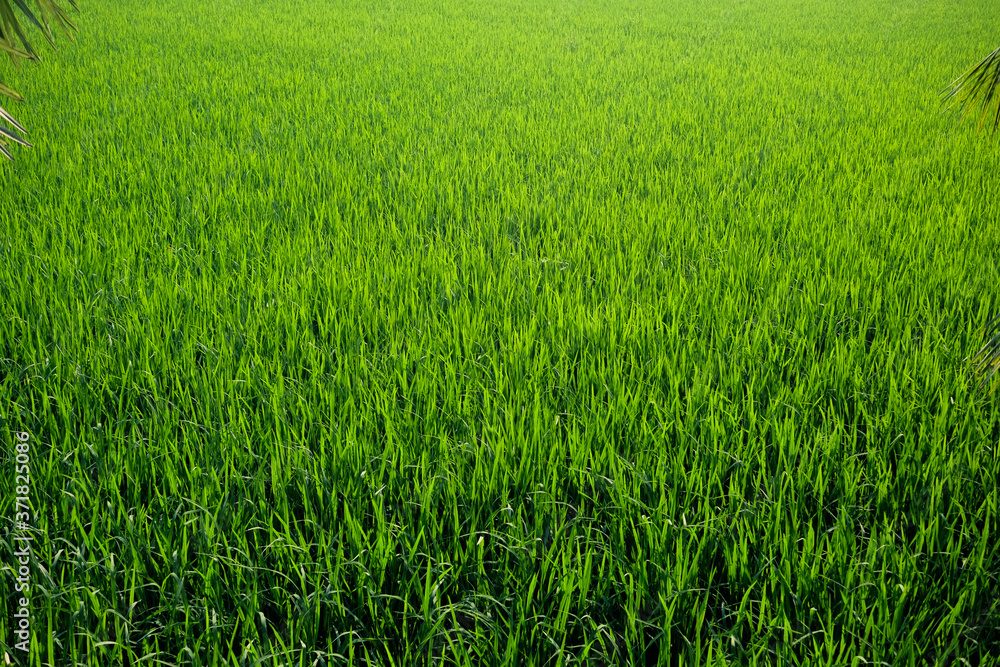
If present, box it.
[1,0,999,664]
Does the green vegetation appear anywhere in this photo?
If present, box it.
[1,0,998,664]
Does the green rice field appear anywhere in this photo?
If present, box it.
[1,0,999,664]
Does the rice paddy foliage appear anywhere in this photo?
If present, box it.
[1,0,998,664]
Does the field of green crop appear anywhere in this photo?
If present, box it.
[1,0,999,664]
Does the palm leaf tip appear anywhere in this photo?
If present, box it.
[942,46,1000,137]
[0,103,27,133]
[972,312,1000,395]
[0,100,29,160]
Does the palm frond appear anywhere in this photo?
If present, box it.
[943,51,1000,397]
[971,312,1000,396]
[0,0,79,162]
[942,46,1000,137]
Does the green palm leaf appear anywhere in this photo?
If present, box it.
[943,48,1000,397]
[0,0,79,161]
[972,312,1000,397]
[942,46,1000,136]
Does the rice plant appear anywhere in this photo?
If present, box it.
[0,0,998,665]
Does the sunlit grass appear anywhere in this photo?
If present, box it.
[0,0,998,664]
